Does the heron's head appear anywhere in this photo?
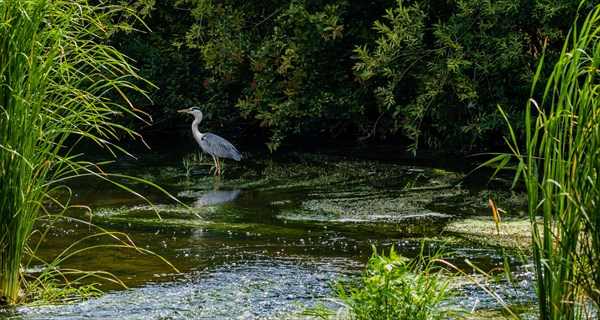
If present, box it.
[178,107,203,118]
[177,106,202,114]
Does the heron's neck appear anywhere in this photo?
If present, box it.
[192,115,204,141]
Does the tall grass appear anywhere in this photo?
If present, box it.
[0,1,154,304]
[492,2,600,318]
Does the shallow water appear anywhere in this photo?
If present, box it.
[2,140,535,318]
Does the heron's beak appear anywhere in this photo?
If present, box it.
[177,108,191,113]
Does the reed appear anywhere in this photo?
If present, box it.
[492,2,600,318]
[526,4,600,318]
[0,1,152,304]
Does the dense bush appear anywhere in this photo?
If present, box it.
[112,0,594,151]
[353,0,594,152]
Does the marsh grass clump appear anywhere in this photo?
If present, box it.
[521,5,600,317]
[0,0,173,305]
[488,3,600,318]
[304,245,462,319]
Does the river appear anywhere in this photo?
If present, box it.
[2,139,535,319]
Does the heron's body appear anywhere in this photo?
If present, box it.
[179,107,242,175]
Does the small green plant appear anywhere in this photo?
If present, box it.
[182,151,204,176]
[304,244,462,320]
[402,172,424,190]
[182,151,229,176]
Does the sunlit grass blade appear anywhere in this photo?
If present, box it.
[22,212,179,304]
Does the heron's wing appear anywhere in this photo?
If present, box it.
[200,133,242,161]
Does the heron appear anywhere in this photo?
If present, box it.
[178,107,242,176]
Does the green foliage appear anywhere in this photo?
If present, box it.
[526,4,600,316]
[113,0,595,152]
[304,245,461,319]
[352,0,594,152]
[235,1,364,151]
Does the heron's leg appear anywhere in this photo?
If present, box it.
[211,155,217,175]
[212,155,220,176]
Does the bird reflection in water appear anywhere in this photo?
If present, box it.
[194,189,242,206]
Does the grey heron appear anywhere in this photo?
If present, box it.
[178,107,242,175]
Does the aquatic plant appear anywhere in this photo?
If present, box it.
[488,2,600,318]
[0,0,162,304]
[182,151,205,176]
[304,244,462,319]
